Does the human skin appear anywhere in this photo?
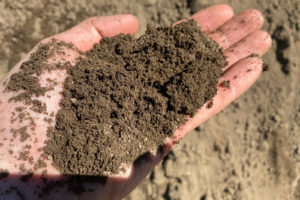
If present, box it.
[0,4,271,200]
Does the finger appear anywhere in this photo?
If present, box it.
[191,4,234,33]
[53,15,139,52]
[223,30,272,71]
[209,9,264,50]
[172,57,264,140]
[91,15,139,38]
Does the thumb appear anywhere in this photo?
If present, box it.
[53,14,139,52]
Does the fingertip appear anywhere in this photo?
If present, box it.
[117,14,139,35]
[91,14,139,37]
[257,30,272,49]
[127,14,139,34]
[243,9,264,28]
[216,4,234,18]
[252,30,272,56]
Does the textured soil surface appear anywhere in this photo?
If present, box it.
[0,0,300,199]
[44,21,224,176]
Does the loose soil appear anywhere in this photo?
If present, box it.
[45,20,226,176]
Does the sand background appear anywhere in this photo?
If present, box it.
[0,0,299,199]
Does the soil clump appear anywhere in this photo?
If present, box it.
[45,20,226,176]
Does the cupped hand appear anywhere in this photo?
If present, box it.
[0,4,271,200]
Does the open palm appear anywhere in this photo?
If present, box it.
[0,4,271,200]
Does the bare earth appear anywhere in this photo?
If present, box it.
[0,0,299,199]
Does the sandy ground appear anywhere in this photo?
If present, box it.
[0,0,300,199]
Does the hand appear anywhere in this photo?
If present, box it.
[0,4,271,200]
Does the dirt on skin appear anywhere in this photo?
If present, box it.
[0,0,300,199]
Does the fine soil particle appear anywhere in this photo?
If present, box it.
[20,173,33,182]
[17,150,30,161]
[10,126,30,142]
[45,20,226,176]
[33,160,47,171]
[206,100,214,109]
[220,80,231,89]
[263,63,270,71]
[0,169,9,180]
[250,53,259,57]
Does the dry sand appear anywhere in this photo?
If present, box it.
[0,0,299,199]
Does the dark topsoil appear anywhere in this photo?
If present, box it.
[6,20,226,176]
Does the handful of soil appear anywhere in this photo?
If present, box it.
[7,20,227,176]
[45,20,226,176]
